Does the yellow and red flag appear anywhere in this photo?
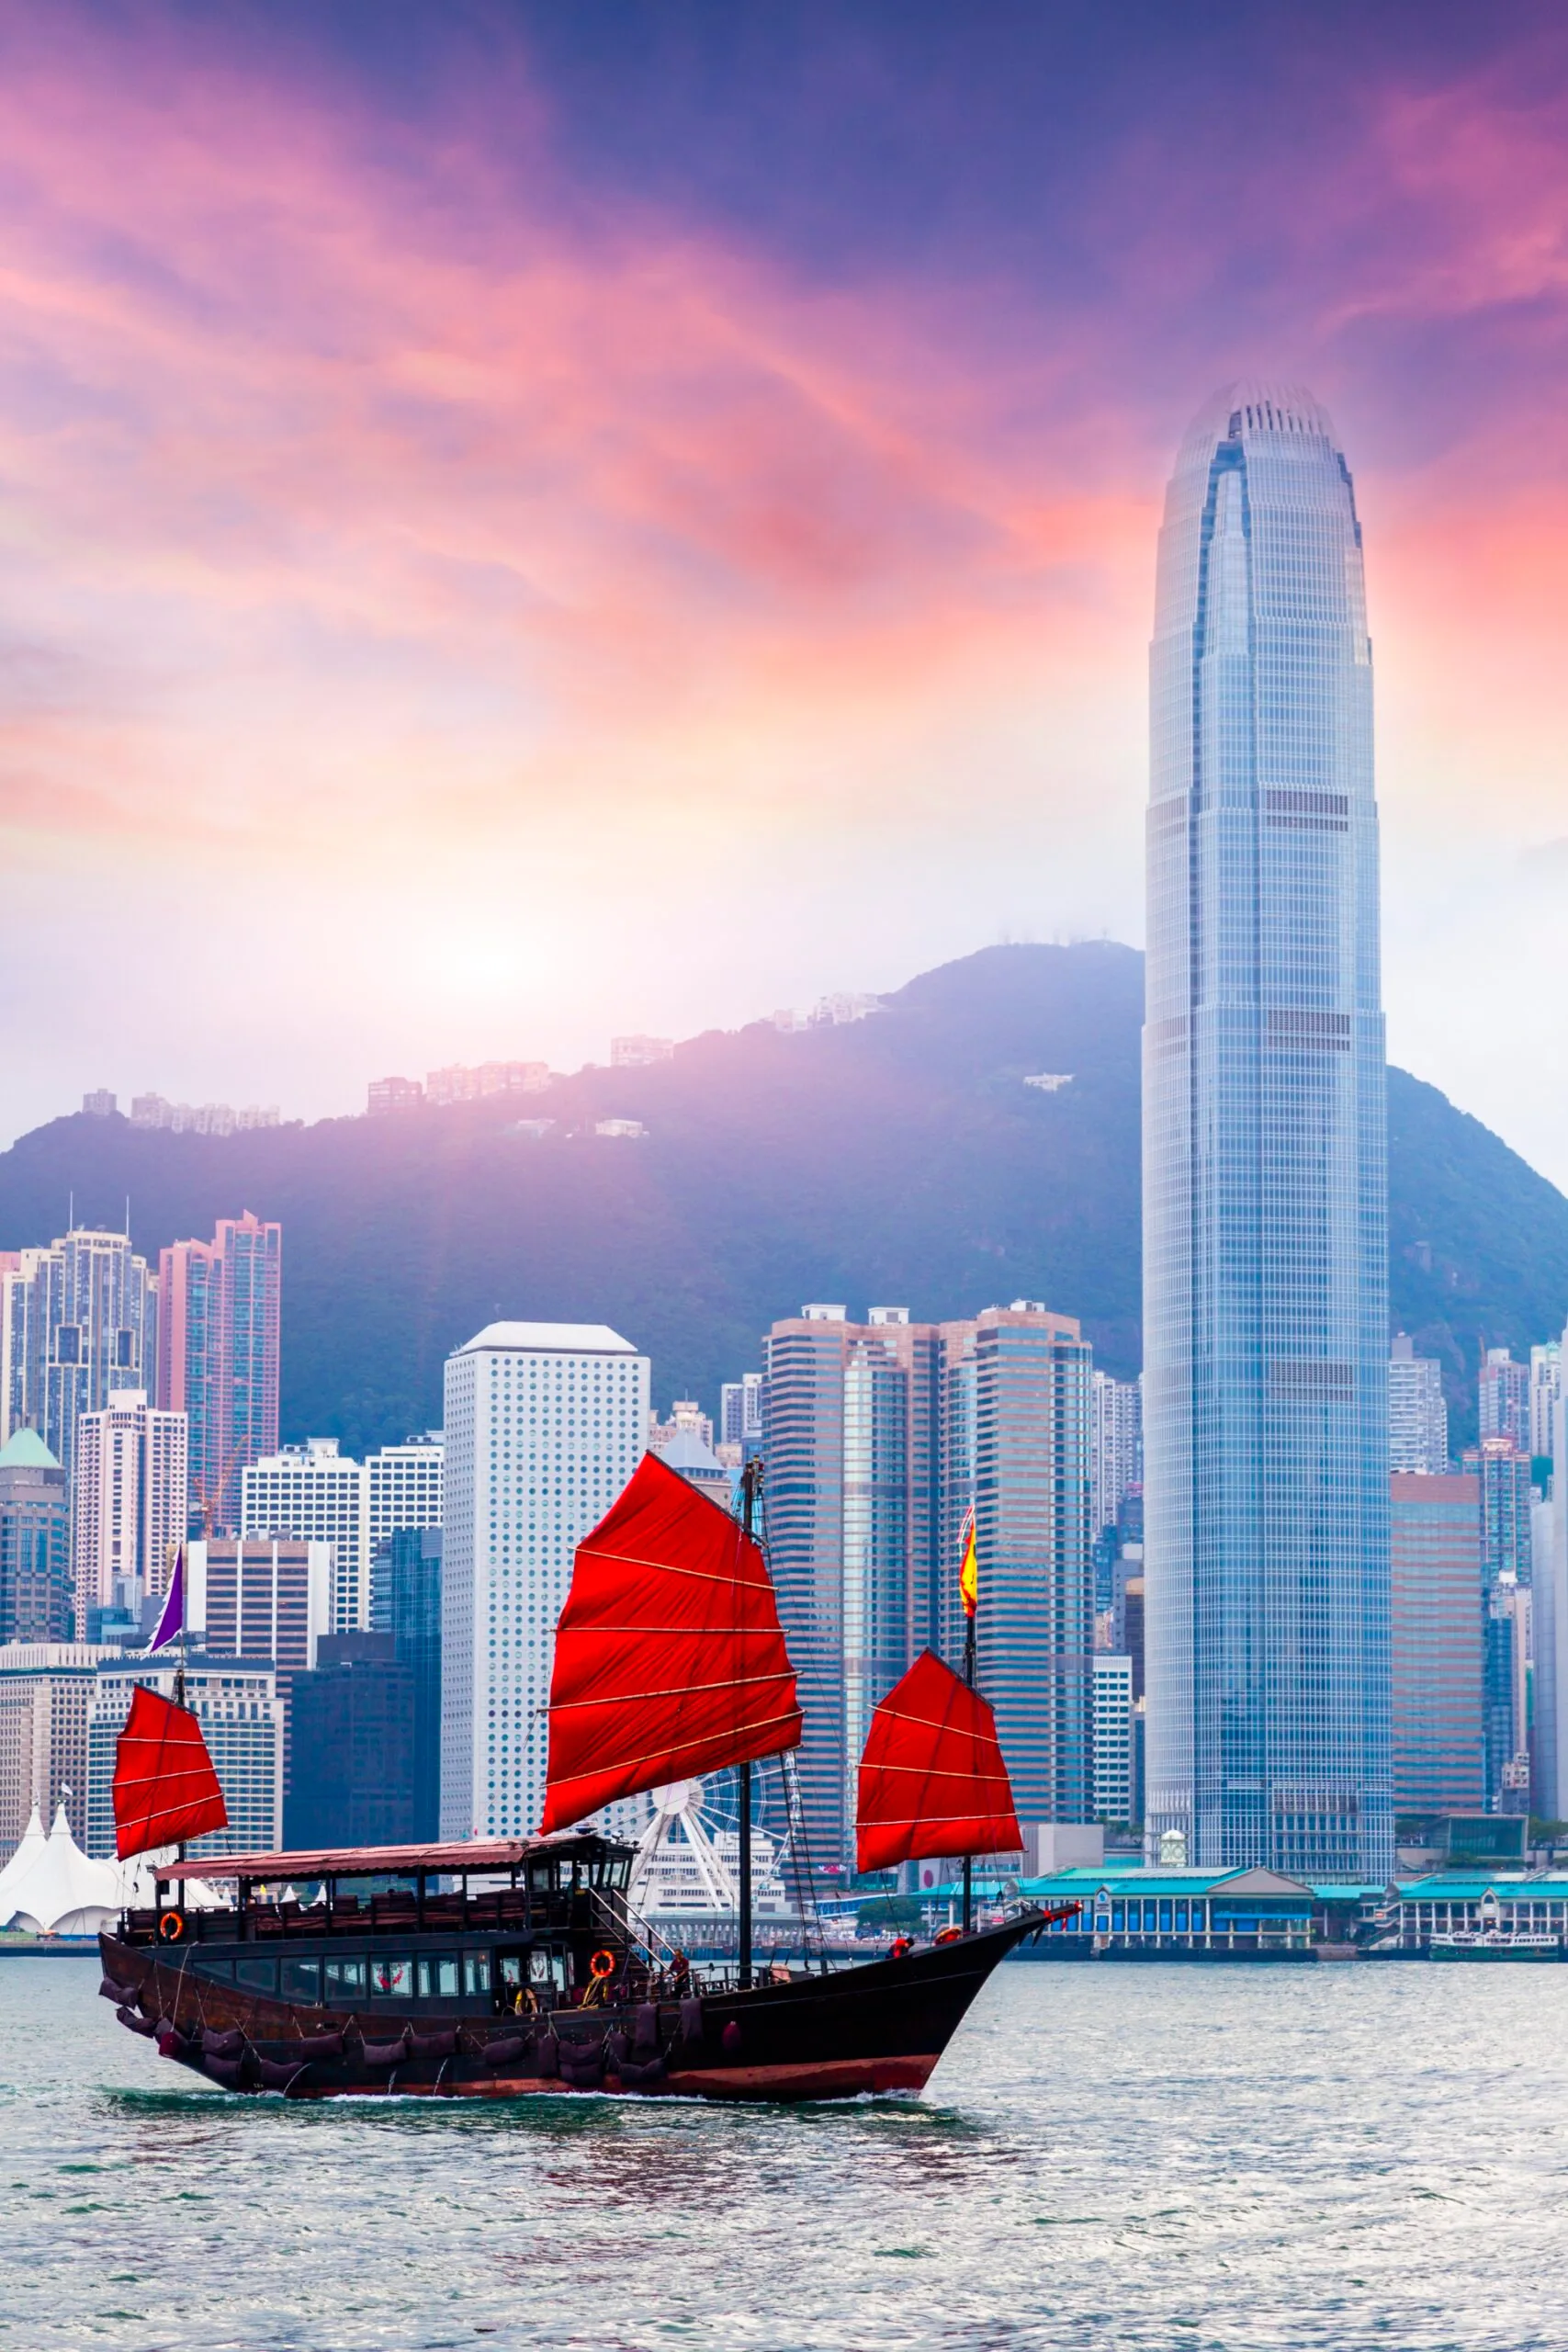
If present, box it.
[958,1506,978,1620]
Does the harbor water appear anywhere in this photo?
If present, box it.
[7,1954,1568,2349]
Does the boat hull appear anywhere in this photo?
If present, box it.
[97,1914,1040,2104]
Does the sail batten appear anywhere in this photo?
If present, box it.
[112,1685,229,1861]
[540,1453,802,1834]
[855,1649,1022,1873]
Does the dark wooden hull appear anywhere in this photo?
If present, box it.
[98,1915,1041,2104]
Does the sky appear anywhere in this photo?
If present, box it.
[0,1,1565,1181]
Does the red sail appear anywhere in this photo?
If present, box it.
[855,1649,1022,1873]
[540,1452,802,1834]
[112,1684,229,1860]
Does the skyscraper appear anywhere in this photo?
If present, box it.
[0,1431,71,1645]
[1144,385,1392,1882]
[1389,1474,1484,1814]
[1089,1372,1143,1539]
[1389,1335,1449,1474]
[762,1299,1091,1864]
[1478,1349,1531,1454]
[370,1527,442,1838]
[762,1306,939,1863]
[73,1393,187,1636]
[440,1322,649,1841]
[1530,1340,1562,1467]
[241,1438,368,1632]
[0,1229,157,1492]
[158,1212,281,1532]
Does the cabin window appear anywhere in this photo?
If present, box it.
[1111,1905,1124,1932]
[281,1958,321,2004]
[1174,1904,1189,1931]
[417,1955,459,1998]
[370,1958,413,1999]
[528,1949,553,1985]
[195,1955,233,1982]
[324,1958,367,2002]
[527,1861,555,1895]
[235,1956,277,1995]
[497,1953,526,1996]
[1158,1903,1172,1933]
[463,1951,491,1998]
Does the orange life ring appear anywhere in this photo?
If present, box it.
[157,1909,186,1944]
[589,1948,617,1981]
[933,1926,964,1945]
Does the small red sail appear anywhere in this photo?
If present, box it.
[540,1451,802,1834]
[112,1684,229,1860]
[856,1649,1022,1874]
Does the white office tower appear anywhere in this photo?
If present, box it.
[366,1434,444,1550]
[241,1438,368,1634]
[1091,1652,1135,1825]
[1388,1335,1449,1475]
[441,1323,649,1841]
[73,1394,188,1632]
[1530,1342,1562,1466]
[1090,1372,1143,1536]
[1,1228,157,1483]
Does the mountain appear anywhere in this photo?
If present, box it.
[1,943,1563,1455]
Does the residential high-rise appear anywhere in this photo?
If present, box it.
[1389,1335,1449,1475]
[762,1306,939,1864]
[371,1526,442,1838]
[971,1306,1094,1828]
[158,1213,282,1532]
[0,1431,71,1644]
[1478,1349,1531,1454]
[440,1322,649,1841]
[85,1656,283,1860]
[763,1298,1091,1865]
[1530,1341,1562,1468]
[0,1642,115,1858]
[1089,1372,1143,1538]
[0,1228,157,1492]
[1144,385,1392,1883]
[1389,1474,1485,1814]
[72,1393,187,1637]
[720,1374,764,1453]
[241,1438,368,1632]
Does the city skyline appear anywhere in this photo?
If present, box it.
[0,7,1563,1197]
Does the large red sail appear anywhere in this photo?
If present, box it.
[855,1649,1022,1873]
[540,1452,802,1835]
[112,1684,229,1860]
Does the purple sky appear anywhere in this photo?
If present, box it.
[0,2,1564,1182]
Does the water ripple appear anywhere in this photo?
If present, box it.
[7,1958,1568,2348]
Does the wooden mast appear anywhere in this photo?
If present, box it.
[738,1459,759,1989]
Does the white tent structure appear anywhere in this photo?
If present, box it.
[2,1798,121,1937]
[0,1806,48,1926]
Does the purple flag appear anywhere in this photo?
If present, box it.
[147,1547,184,1653]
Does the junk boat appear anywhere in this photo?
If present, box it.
[99,1456,1075,2101]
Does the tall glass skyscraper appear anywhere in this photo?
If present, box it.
[1144,384,1392,1883]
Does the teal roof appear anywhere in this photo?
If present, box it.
[0,1428,58,1469]
[1395,1874,1568,1899]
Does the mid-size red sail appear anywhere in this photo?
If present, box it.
[540,1451,802,1835]
[856,1648,1022,1874]
[112,1684,229,1860]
